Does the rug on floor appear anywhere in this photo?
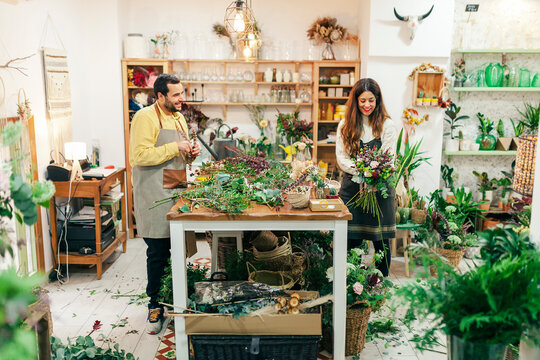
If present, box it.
[190,257,211,270]
[155,322,333,359]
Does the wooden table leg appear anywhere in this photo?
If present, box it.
[96,261,102,280]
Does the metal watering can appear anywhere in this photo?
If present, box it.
[213,124,238,160]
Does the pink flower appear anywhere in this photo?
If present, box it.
[353,282,363,295]
[364,171,371,177]
[370,161,379,169]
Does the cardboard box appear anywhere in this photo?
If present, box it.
[184,290,321,335]
[309,198,344,212]
[340,73,349,85]
[185,312,321,335]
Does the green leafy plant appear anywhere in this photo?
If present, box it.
[516,101,540,135]
[395,129,431,201]
[472,171,497,199]
[510,118,525,137]
[159,261,209,305]
[51,335,136,359]
[398,249,540,350]
[224,250,259,281]
[477,226,535,266]
[496,119,505,137]
[440,164,455,189]
[476,112,494,135]
[495,177,512,199]
[444,102,469,139]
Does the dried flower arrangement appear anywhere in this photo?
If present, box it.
[306,17,356,44]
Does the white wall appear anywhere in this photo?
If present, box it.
[360,0,455,197]
[0,0,124,271]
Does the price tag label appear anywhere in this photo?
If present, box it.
[465,4,479,12]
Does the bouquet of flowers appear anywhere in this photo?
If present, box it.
[276,110,313,143]
[348,146,396,226]
[326,246,393,309]
[306,17,355,45]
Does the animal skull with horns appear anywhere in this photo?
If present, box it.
[394,5,434,40]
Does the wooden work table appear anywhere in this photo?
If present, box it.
[49,168,128,279]
[167,199,352,360]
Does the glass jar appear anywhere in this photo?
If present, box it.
[476,134,497,150]
[300,89,311,103]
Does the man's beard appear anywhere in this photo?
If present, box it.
[163,97,180,113]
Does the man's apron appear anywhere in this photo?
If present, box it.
[132,104,185,239]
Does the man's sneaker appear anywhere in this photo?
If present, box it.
[147,307,165,335]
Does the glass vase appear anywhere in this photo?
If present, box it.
[476,134,497,150]
[321,42,336,60]
[447,336,506,360]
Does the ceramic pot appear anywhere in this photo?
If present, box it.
[446,139,460,152]
[459,139,472,151]
[470,143,480,151]
[264,68,273,82]
[485,63,503,87]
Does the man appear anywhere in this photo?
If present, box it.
[129,74,200,334]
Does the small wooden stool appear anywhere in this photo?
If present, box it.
[393,222,421,277]
[210,231,243,273]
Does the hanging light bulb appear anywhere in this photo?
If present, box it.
[242,46,252,58]
[225,0,255,34]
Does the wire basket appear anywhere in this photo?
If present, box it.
[513,134,537,196]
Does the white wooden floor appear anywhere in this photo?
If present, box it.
[45,236,450,360]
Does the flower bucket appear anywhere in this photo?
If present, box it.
[447,335,506,360]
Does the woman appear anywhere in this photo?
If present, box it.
[336,78,397,277]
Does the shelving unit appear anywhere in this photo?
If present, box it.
[451,87,540,92]
[452,49,540,54]
[49,168,128,280]
[312,60,360,174]
[121,59,170,238]
[444,150,517,156]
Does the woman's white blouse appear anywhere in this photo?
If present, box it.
[336,116,398,175]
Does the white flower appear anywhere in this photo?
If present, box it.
[326,267,334,282]
[351,248,364,256]
[448,222,459,232]
[447,234,462,245]
[445,205,457,214]
[263,139,271,146]
[237,133,250,143]
[370,161,379,169]
[364,171,371,178]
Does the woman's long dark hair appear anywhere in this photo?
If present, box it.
[341,78,390,155]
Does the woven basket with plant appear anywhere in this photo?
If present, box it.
[512,102,539,195]
[246,262,296,290]
[325,247,393,356]
[285,186,311,208]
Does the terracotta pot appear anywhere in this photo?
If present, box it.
[478,202,490,211]
[446,194,456,203]
[482,218,503,231]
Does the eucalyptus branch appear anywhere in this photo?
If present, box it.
[0,53,35,76]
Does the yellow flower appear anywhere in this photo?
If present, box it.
[259,120,268,128]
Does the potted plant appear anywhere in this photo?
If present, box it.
[440,164,457,201]
[452,58,466,87]
[475,113,497,150]
[510,117,525,149]
[409,189,426,224]
[326,247,393,356]
[399,227,540,360]
[444,102,469,152]
[495,175,512,210]
[472,171,497,208]
[495,119,513,151]
[458,130,471,151]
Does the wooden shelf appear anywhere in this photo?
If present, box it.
[317,142,336,147]
[319,97,349,100]
[318,120,340,124]
[128,86,153,89]
[171,59,314,64]
[183,102,312,106]
[182,81,312,85]
[451,87,540,92]
[318,84,353,87]
[452,49,540,54]
[444,150,517,156]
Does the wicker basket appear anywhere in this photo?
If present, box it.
[286,186,311,208]
[513,134,537,196]
[430,247,464,276]
[252,231,279,252]
[206,235,238,271]
[322,180,341,198]
[247,262,296,290]
[253,235,292,262]
[411,208,426,224]
[345,306,372,356]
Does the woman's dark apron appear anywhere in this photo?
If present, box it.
[339,138,396,247]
